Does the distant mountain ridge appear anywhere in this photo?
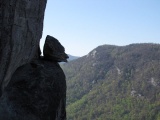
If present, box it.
[62,43,160,120]
[67,54,79,61]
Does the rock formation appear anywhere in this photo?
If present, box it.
[0,0,47,93]
[43,35,69,62]
[0,36,68,120]
[0,1,68,119]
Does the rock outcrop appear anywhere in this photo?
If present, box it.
[0,0,47,92]
[0,1,68,119]
[0,36,68,120]
[43,35,69,62]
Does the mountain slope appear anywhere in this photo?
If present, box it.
[67,54,79,61]
[61,43,160,120]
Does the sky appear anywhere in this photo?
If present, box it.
[40,0,160,56]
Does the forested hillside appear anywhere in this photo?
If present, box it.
[61,43,160,120]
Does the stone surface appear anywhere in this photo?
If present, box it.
[0,0,47,92]
[0,1,68,119]
[43,35,69,62]
[0,59,66,120]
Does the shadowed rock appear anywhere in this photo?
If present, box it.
[0,36,67,120]
[0,0,47,93]
[0,60,66,120]
[0,0,67,119]
[43,35,69,62]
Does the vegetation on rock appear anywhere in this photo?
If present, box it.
[61,43,160,120]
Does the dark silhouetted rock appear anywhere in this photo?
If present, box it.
[0,59,66,120]
[43,35,69,62]
[0,0,47,92]
[0,0,67,119]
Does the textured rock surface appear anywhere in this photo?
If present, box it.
[43,35,69,62]
[0,59,66,120]
[0,0,47,92]
[0,1,67,119]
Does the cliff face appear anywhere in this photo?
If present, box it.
[0,35,68,119]
[0,0,47,91]
[0,1,67,119]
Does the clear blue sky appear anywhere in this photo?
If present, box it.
[40,0,160,56]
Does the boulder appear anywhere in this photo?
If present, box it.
[0,59,66,120]
[43,35,69,62]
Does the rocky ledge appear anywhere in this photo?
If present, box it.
[0,36,68,120]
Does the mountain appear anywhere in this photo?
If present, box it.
[61,43,160,120]
[67,54,79,61]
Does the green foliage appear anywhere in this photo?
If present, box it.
[61,43,160,120]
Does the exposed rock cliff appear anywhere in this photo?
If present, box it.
[0,36,68,120]
[0,1,68,119]
[0,0,47,92]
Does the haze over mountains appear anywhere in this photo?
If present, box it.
[61,43,160,120]
[67,54,79,61]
